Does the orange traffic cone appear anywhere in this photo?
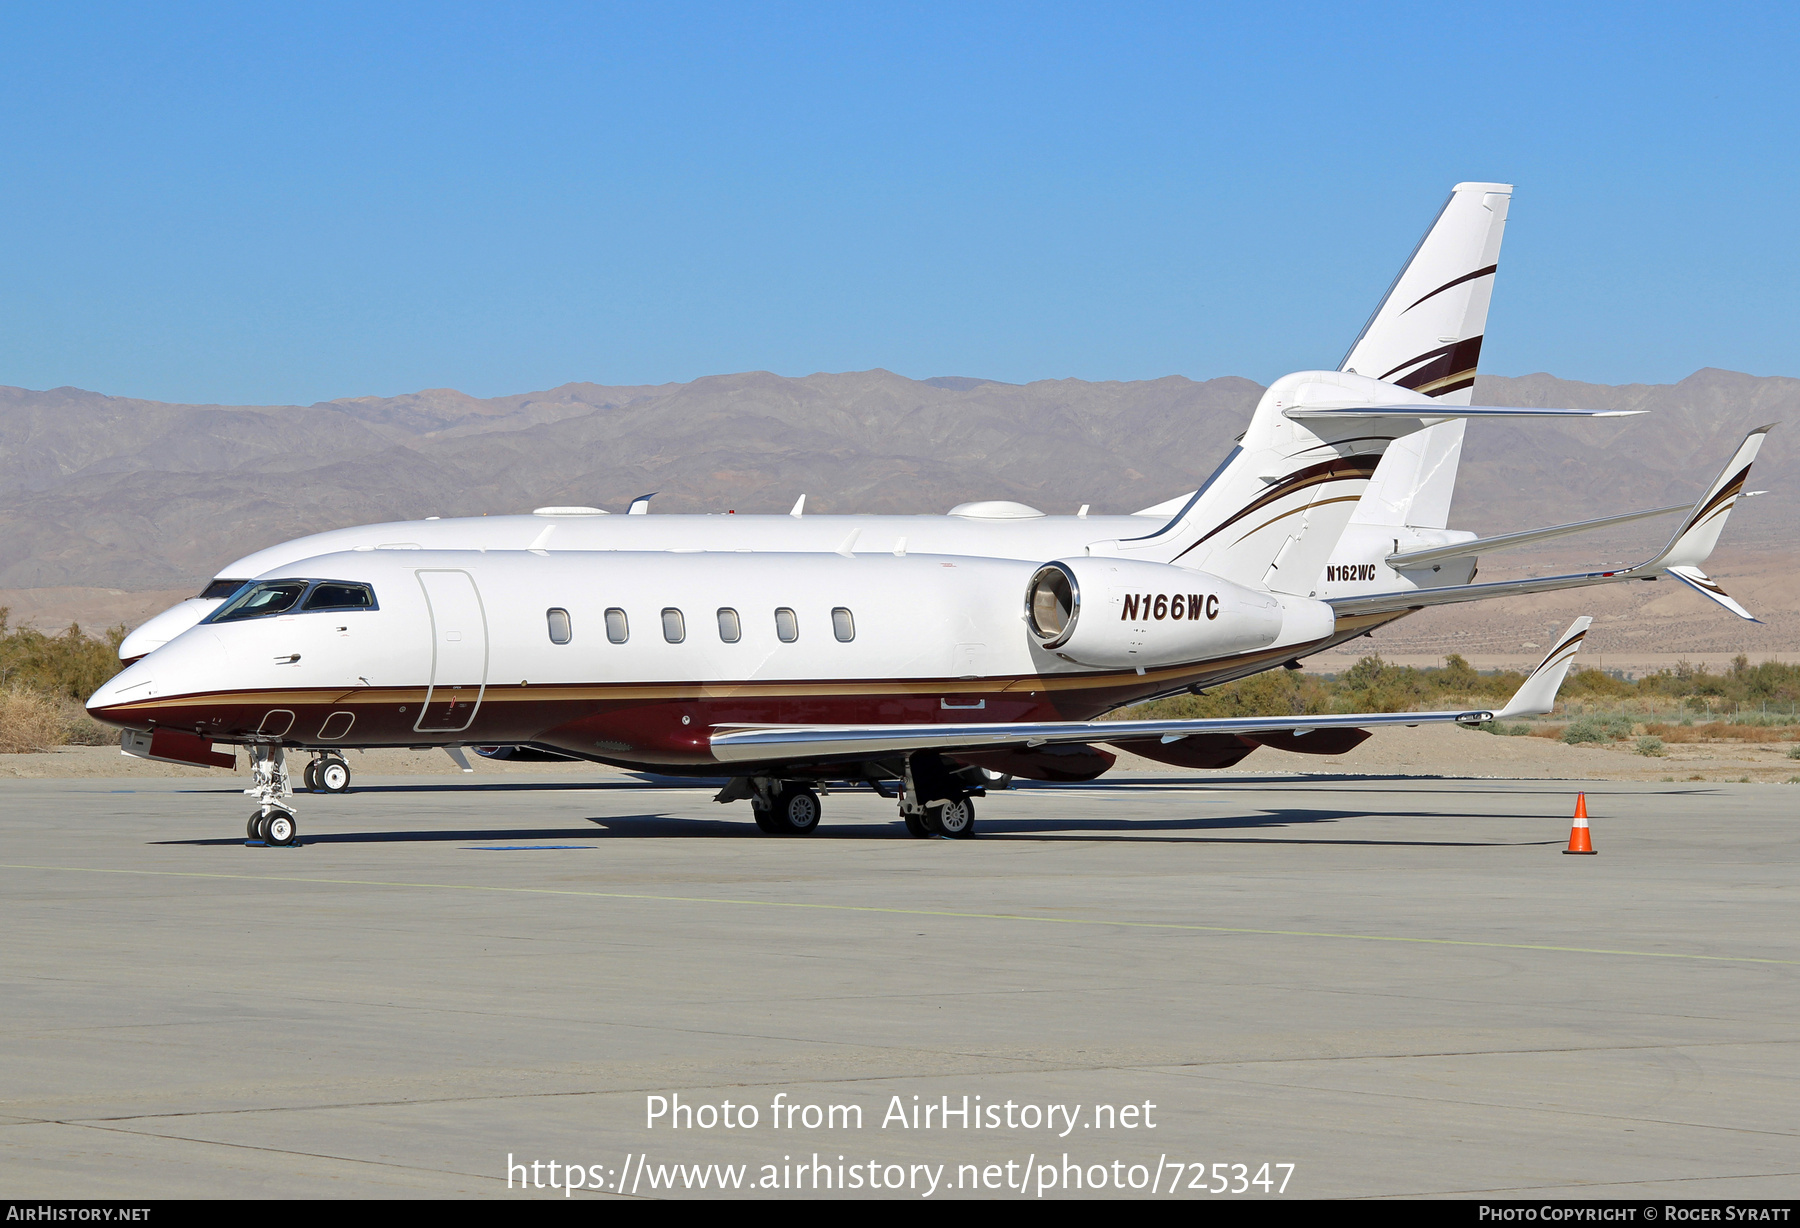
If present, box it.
[1563,793,1596,855]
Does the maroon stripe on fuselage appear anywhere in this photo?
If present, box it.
[87,613,1409,767]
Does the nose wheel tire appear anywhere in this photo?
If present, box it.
[253,809,299,847]
[757,785,821,835]
[924,796,976,838]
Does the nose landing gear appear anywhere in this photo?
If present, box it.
[249,809,299,846]
[244,744,301,847]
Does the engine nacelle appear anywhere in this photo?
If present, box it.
[1025,557,1319,669]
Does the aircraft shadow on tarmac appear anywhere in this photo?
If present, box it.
[155,806,1562,847]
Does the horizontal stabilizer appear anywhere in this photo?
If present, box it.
[1386,503,1689,569]
[1286,405,1644,420]
[1494,618,1592,719]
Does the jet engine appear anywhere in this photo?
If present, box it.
[1024,557,1327,669]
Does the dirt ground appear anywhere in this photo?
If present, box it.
[5,724,1797,784]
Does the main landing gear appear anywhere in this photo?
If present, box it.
[245,744,301,847]
[715,754,996,838]
[899,752,978,839]
[302,752,352,793]
[714,777,823,835]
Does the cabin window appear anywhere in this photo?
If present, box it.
[662,608,686,643]
[832,607,855,642]
[775,607,799,642]
[303,582,377,611]
[717,608,741,643]
[605,608,629,643]
[546,608,572,644]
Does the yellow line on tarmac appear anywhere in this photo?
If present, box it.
[3,862,1796,966]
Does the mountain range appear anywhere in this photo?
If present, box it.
[1,367,1792,661]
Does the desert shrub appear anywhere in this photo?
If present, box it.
[0,686,68,753]
[1563,714,1633,744]
[1646,721,1790,744]
[63,706,113,746]
[1114,668,1331,720]
[1788,745,1800,761]
[1634,736,1665,757]
[1472,720,1532,736]
[0,609,127,702]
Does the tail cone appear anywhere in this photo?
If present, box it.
[1564,792,1596,855]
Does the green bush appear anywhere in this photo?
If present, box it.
[1563,714,1634,744]
[1634,736,1665,757]
[0,609,127,702]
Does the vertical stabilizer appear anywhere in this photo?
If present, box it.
[1095,184,1513,590]
[1340,182,1512,405]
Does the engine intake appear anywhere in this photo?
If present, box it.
[1025,558,1291,669]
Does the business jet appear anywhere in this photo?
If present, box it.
[86,184,1774,843]
[120,182,1529,664]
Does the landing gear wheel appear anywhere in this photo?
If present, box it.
[903,810,930,838]
[765,786,821,835]
[302,759,321,792]
[256,810,299,847]
[925,796,976,838]
[318,757,351,793]
[248,811,265,841]
[751,803,783,834]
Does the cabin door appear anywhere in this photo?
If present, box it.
[414,569,489,733]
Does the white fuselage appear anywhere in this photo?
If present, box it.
[89,548,1337,769]
[117,506,1188,660]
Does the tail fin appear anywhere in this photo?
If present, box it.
[1339,182,1511,405]
[1096,185,1514,587]
[1330,183,1512,549]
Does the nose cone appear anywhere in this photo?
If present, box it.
[117,598,222,662]
[87,626,231,731]
[87,656,160,728]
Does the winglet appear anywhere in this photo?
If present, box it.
[627,492,657,515]
[789,493,806,518]
[1666,566,1760,622]
[1494,617,1592,719]
[1646,425,1774,570]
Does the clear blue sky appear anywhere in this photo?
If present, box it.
[1,2,1794,404]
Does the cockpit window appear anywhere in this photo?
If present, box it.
[206,579,379,623]
[200,578,247,600]
[210,581,309,622]
[303,582,377,611]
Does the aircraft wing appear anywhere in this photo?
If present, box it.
[1285,404,1644,419]
[1332,425,1774,621]
[710,621,1591,765]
